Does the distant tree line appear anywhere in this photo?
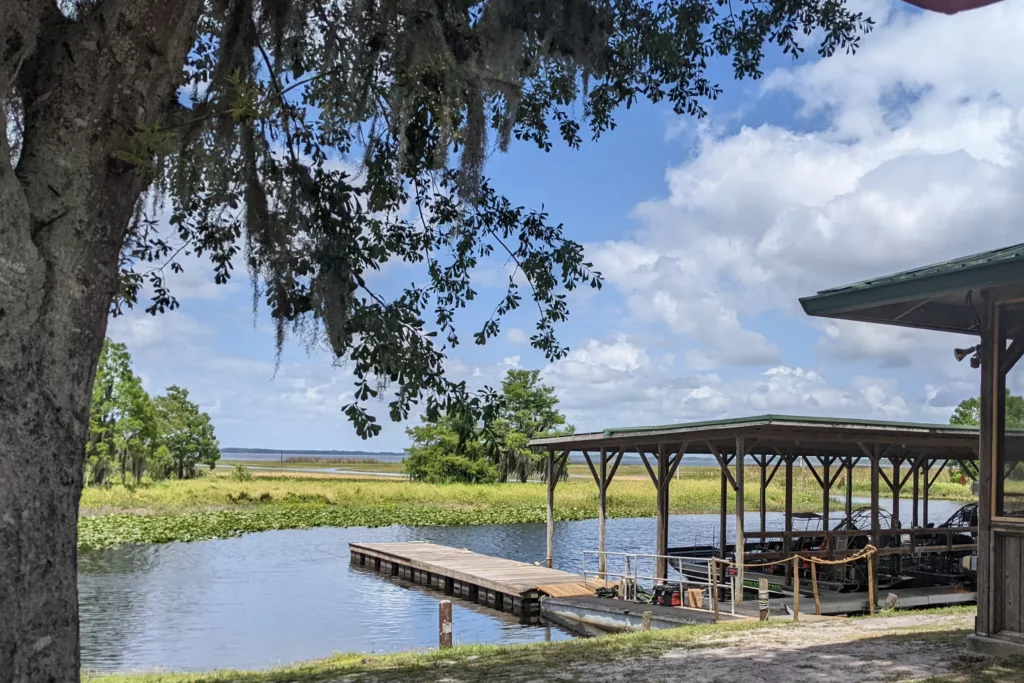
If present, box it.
[87,339,220,485]
[949,389,1024,482]
[404,369,573,484]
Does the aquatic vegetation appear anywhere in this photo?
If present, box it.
[77,468,974,549]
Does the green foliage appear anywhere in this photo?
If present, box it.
[484,369,574,482]
[113,0,873,441]
[404,415,498,483]
[153,385,221,479]
[949,390,1024,481]
[231,464,254,482]
[402,368,571,483]
[87,340,159,485]
[86,340,220,483]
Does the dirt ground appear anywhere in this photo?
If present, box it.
[562,613,974,683]
[343,612,982,683]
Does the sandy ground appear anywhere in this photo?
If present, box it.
[562,614,973,683]
[342,612,976,683]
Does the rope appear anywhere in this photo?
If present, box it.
[711,544,877,570]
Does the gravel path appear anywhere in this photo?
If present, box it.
[548,613,972,683]
[339,612,976,683]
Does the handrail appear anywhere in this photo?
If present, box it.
[581,550,736,615]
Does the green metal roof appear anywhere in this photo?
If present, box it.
[528,413,992,449]
[600,413,980,436]
[800,243,1024,333]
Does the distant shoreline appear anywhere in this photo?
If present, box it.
[221,447,406,458]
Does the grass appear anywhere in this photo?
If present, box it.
[77,474,825,548]
[77,464,975,549]
[76,620,811,683]
[81,607,980,683]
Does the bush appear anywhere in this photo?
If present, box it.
[405,452,498,484]
[231,464,253,482]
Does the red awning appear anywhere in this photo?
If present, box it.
[901,0,1006,14]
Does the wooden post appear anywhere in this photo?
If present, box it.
[759,454,768,537]
[792,556,800,622]
[656,443,669,580]
[735,437,745,604]
[811,561,821,616]
[759,578,769,621]
[911,454,920,554]
[439,600,452,649]
[784,455,793,587]
[822,456,831,533]
[719,461,728,581]
[845,458,854,524]
[892,456,901,541]
[712,559,720,623]
[598,447,607,578]
[641,610,652,631]
[870,447,880,573]
[867,554,876,616]
[922,459,930,527]
[976,294,999,636]
[546,449,555,569]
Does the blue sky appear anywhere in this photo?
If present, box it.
[110,0,1024,451]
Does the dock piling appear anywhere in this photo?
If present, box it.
[439,600,452,649]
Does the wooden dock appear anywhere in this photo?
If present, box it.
[349,541,596,621]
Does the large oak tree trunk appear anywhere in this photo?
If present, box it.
[0,2,201,680]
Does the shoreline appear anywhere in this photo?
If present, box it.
[77,474,976,550]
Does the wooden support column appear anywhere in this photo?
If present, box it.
[845,457,855,523]
[720,458,728,579]
[583,446,625,579]
[545,449,568,569]
[758,454,768,535]
[736,437,745,603]
[822,456,832,533]
[912,454,921,541]
[784,454,794,587]
[922,459,930,527]
[977,294,1000,636]
[656,443,670,580]
[598,448,608,577]
[891,454,901,536]
[546,449,555,568]
[863,444,881,590]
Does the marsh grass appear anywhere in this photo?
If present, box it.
[77,464,974,549]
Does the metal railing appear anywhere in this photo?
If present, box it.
[580,550,737,615]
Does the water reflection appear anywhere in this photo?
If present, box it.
[79,499,969,673]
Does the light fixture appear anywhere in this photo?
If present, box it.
[954,344,981,368]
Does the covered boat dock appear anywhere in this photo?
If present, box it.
[530,415,1004,601]
[800,242,1024,653]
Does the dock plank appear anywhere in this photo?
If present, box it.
[350,541,589,597]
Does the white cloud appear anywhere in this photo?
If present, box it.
[543,336,915,431]
[591,0,1024,374]
[107,311,212,350]
[814,320,964,369]
[506,327,529,345]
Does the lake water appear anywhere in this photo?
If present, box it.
[78,498,968,674]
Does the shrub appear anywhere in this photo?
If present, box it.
[231,463,253,481]
[406,452,498,484]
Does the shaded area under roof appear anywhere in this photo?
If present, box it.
[528,413,1010,461]
[799,243,1024,336]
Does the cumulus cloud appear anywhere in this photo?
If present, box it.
[543,336,913,431]
[591,0,1024,376]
